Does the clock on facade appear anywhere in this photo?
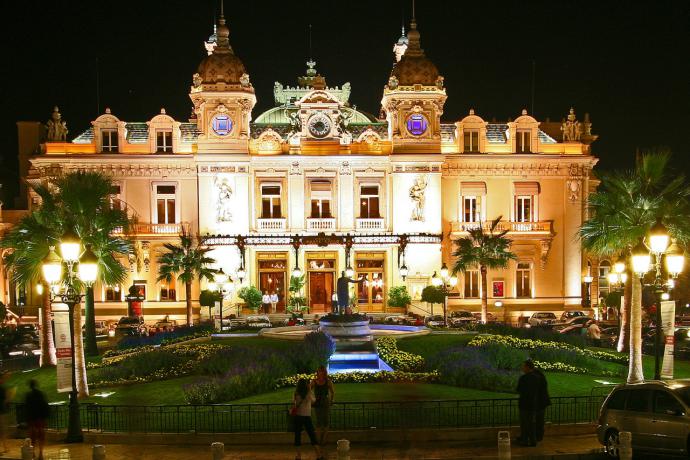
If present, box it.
[211,114,233,136]
[406,113,428,136]
[307,114,331,138]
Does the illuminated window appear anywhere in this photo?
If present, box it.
[101,129,119,152]
[360,185,380,218]
[516,130,531,153]
[109,184,124,210]
[464,270,479,298]
[463,130,479,153]
[155,184,176,224]
[160,277,176,301]
[516,262,531,298]
[406,114,428,136]
[211,114,232,136]
[310,181,332,218]
[598,260,611,298]
[261,184,282,218]
[156,130,173,153]
[515,196,533,222]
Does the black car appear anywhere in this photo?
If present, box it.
[114,316,146,338]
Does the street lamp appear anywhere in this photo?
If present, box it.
[583,275,593,308]
[211,268,234,330]
[431,265,458,326]
[399,263,409,281]
[236,266,246,284]
[631,221,685,380]
[42,233,99,444]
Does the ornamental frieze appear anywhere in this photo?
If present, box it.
[33,162,197,178]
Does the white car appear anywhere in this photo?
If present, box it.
[448,310,477,328]
[527,312,557,327]
[246,315,272,329]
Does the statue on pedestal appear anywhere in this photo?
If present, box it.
[46,106,68,142]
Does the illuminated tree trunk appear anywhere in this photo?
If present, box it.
[84,286,98,356]
[185,281,193,326]
[480,265,488,324]
[73,303,89,398]
[627,276,644,383]
[39,283,57,367]
[617,269,632,353]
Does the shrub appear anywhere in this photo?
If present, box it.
[237,286,263,311]
[427,347,519,393]
[294,331,335,372]
[387,286,412,310]
[421,285,445,305]
[375,337,425,372]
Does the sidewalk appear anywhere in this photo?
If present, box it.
[1,435,605,459]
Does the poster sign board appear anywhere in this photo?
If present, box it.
[53,309,73,393]
[661,300,676,379]
[213,301,221,331]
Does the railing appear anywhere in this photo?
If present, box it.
[8,395,606,434]
[256,218,287,232]
[355,218,385,231]
[306,218,336,232]
[451,220,553,234]
[113,222,190,236]
[0,355,40,373]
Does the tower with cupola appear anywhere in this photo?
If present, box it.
[381,15,446,153]
[189,7,256,153]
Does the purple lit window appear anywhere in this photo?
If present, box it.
[406,114,428,136]
[211,114,232,136]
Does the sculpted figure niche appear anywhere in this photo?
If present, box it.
[215,177,233,223]
[409,174,428,222]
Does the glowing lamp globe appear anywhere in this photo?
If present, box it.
[666,242,685,277]
[42,247,63,284]
[614,256,626,274]
[292,266,303,278]
[214,268,228,284]
[607,272,620,285]
[236,266,246,282]
[661,292,671,301]
[399,264,409,280]
[583,275,594,284]
[59,229,82,263]
[431,272,442,287]
[620,273,628,284]
[649,220,670,254]
[77,247,99,284]
[631,242,651,277]
[345,266,354,278]
[449,276,458,287]
[440,263,449,279]
[36,283,44,295]
[223,282,234,294]
[208,282,217,291]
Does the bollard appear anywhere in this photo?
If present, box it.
[497,430,511,460]
[337,439,351,460]
[20,438,33,460]
[93,444,106,460]
[211,441,224,460]
[618,431,632,460]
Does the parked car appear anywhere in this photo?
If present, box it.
[114,316,146,338]
[597,380,690,458]
[153,319,178,331]
[527,312,557,327]
[15,324,39,337]
[82,320,112,337]
[448,310,477,328]
[472,312,497,323]
[383,315,409,325]
[223,317,248,329]
[425,315,446,328]
[560,310,587,321]
[599,327,619,347]
[551,316,593,332]
[246,315,272,329]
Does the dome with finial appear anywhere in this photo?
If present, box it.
[195,6,250,89]
[390,18,439,87]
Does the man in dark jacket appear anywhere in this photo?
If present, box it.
[516,359,539,446]
[534,367,551,443]
[24,380,49,460]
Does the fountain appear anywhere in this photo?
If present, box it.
[318,314,393,374]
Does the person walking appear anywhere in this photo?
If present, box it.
[292,378,323,460]
[261,291,271,314]
[24,379,50,460]
[270,292,279,313]
[587,320,602,346]
[0,372,10,455]
[516,359,539,447]
[533,365,551,443]
[311,365,335,447]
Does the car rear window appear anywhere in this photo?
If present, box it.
[606,389,629,410]
[625,389,652,412]
[654,390,684,415]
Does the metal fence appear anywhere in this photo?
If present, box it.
[10,394,606,435]
[0,355,40,373]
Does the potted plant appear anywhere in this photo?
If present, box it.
[199,289,222,324]
[237,286,263,313]
[388,286,412,314]
[288,275,308,314]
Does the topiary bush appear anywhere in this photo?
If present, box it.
[375,337,425,372]
[294,331,335,372]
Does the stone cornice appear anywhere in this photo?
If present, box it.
[30,155,197,178]
[442,155,598,177]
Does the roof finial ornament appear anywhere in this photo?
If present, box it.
[46,106,68,142]
[214,0,231,52]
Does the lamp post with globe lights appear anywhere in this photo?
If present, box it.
[208,268,234,331]
[607,256,628,325]
[431,263,458,327]
[631,220,685,380]
[582,274,594,309]
[42,230,99,443]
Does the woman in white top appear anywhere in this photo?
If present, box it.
[261,292,271,314]
[292,378,323,460]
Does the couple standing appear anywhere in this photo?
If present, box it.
[291,366,334,460]
[516,359,551,447]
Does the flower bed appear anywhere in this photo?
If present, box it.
[275,370,440,389]
[375,337,425,372]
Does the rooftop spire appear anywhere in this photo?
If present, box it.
[214,0,232,53]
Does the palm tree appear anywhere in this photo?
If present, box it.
[2,172,133,397]
[451,216,517,324]
[580,152,690,383]
[157,232,216,326]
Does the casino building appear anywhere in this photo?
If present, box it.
[11,11,599,323]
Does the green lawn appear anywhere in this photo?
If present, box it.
[396,333,476,358]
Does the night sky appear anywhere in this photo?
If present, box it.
[2,0,689,207]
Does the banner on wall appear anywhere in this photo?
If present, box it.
[53,309,73,393]
[661,300,676,379]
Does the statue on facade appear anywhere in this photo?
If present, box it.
[46,106,68,142]
[239,73,251,88]
[561,108,582,142]
[286,109,302,136]
[336,110,352,135]
[215,177,233,223]
[435,75,445,90]
[409,175,428,221]
[387,75,399,90]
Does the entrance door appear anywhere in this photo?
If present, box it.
[355,253,386,311]
[257,255,287,313]
[309,272,334,313]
